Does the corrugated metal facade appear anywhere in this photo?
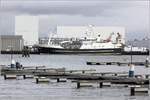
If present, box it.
[0,35,23,52]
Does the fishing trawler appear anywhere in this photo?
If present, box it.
[37,34,149,55]
[36,25,149,55]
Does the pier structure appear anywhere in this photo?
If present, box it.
[0,65,149,96]
[86,61,150,67]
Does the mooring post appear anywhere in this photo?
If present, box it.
[77,82,80,89]
[36,78,39,84]
[57,78,60,82]
[130,87,135,96]
[23,75,26,79]
[99,82,103,88]
[114,73,117,76]
[145,57,149,68]
[117,62,121,66]
[4,74,6,80]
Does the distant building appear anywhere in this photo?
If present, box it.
[57,25,125,44]
[0,35,23,53]
[15,15,39,46]
[126,38,150,50]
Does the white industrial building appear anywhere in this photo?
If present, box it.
[15,15,39,46]
[57,25,125,44]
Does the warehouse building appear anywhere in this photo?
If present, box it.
[0,35,23,53]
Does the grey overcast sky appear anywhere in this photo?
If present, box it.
[0,0,149,40]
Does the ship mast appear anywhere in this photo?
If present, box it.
[48,32,52,45]
[86,24,94,40]
[48,26,57,45]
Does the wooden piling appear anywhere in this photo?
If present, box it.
[57,78,60,82]
[82,71,85,74]
[4,74,6,80]
[99,82,103,88]
[77,82,80,89]
[23,75,26,79]
[130,87,135,96]
[36,78,39,84]
[114,73,118,76]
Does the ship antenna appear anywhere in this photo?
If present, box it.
[86,24,94,39]
[48,32,54,45]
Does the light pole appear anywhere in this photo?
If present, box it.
[129,44,135,77]
[130,44,132,64]
[8,46,13,62]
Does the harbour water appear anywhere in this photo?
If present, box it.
[0,54,150,100]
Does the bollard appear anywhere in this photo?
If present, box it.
[4,74,6,80]
[23,75,26,79]
[145,57,149,67]
[82,71,85,74]
[99,82,103,88]
[117,62,121,66]
[57,78,60,82]
[77,82,80,89]
[36,78,39,84]
[114,73,118,76]
[129,64,135,77]
[130,87,135,96]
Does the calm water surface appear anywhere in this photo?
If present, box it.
[0,54,150,100]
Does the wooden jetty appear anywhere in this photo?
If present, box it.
[86,61,149,67]
[0,66,149,95]
[1,67,149,84]
[130,85,149,96]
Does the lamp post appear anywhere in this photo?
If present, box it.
[130,44,132,64]
[8,46,13,61]
[128,44,134,77]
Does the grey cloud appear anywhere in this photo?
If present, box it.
[0,0,147,16]
[0,15,14,35]
[0,0,149,40]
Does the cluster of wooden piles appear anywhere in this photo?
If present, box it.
[0,65,150,96]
